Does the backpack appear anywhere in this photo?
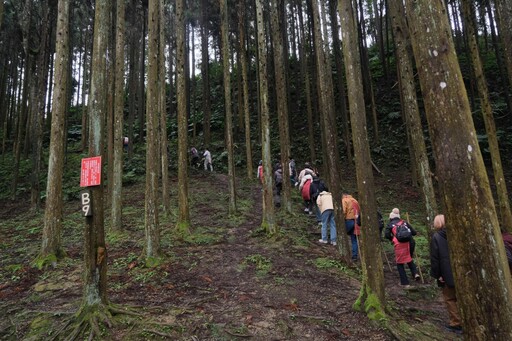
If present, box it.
[394,220,412,243]
[310,177,326,200]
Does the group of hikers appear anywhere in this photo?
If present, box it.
[190,147,213,172]
[260,159,512,335]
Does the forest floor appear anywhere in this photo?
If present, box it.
[0,167,464,340]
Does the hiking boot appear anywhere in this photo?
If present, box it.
[304,208,309,213]
[318,239,328,244]
[331,241,337,246]
[414,274,421,281]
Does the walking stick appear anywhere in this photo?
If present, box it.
[406,212,425,283]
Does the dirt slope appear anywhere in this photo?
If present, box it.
[0,172,461,340]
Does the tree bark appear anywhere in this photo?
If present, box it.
[176,0,190,233]
[311,0,348,259]
[30,0,51,211]
[112,0,126,231]
[388,0,437,236]
[237,1,253,179]
[461,0,512,232]
[255,0,276,235]
[297,0,315,164]
[329,0,352,163]
[404,1,512,339]
[40,0,70,263]
[338,0,385,310]
[494,0,512,126]
[144,0,162,264]
[84,0,110,305]
[219,0,237,215]
[269,0,292,213]
[159,0,170,216]
[201,0,211,146]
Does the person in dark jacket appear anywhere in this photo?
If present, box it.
[385,208,420,286]
[430,214,462,333]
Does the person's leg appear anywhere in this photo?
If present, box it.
[345,219,355,235]
[350,234,358,259]
[314,202,321,223]
[320,211,328,242]
[442,286,462,327]
[397,263,409,285]
[407,260,418,279]
[329,211,337,244]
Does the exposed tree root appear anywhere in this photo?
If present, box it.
[46,302,142,341]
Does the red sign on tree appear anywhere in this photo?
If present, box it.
[80,156,102,187]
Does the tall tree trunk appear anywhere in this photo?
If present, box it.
[30,0,51,211]
[461,0,512,232]
[372,0,387,79]
[355,0,379,143]
[159,0,170,216]
[39,0,70,265]
[144,0,162,265]
[138,6,146,143]
[404,1,512,339]
[494,0,512,122]
[311,0,348,259]
[220,0,237,214]
[237,1,253,179]
[2,56,19,156]
[486,0,512,115]
[106,0,116,210]
[255,0,276,235]
[176,0,190,233]
[81,26,89,152]
[127,0,139,156]
[13,0,33,199]
[112,0,126,231]
[201,0,211,145]
[297,0,315,164]
[388,0,437,236]
[0,0,4,28]
[338,0,385,312]
[329,0,352,163]
[270,0,292,213]
[84,0,110,306]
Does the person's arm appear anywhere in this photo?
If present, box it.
[408,222,417,236]
[384,223,393,241]
[430,236,441,280]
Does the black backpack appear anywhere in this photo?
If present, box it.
[394,220,412,242]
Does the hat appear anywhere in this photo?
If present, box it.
[389,208,400,220]
[259,160,263,165]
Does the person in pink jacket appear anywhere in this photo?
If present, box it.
[385,208,420,287]
[316,189,337,245]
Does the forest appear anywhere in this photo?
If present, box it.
[1,0,512,339]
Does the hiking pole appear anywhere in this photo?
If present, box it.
[406,212,425,283]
